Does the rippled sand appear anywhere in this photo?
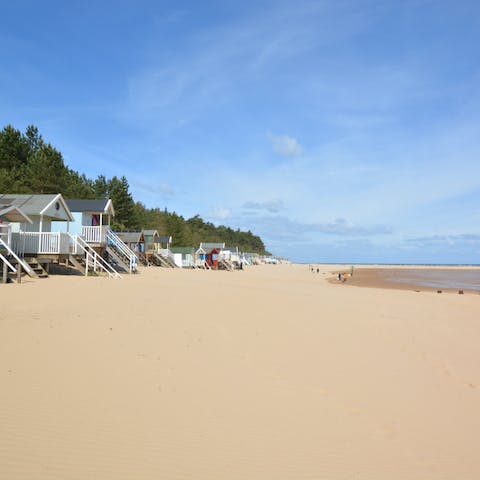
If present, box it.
[1,264,479,479]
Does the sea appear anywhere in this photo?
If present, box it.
[382,268,480,291]
[311,263,480,291]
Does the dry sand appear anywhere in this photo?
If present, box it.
[1,263,479,479]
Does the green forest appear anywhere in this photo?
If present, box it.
[0,125,267,253]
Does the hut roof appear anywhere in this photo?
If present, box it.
[154,236,172,244]
[115,231,143,243]
[142,229,158,237]
[0,193,74,221]
[200,242,225,250]
[66,199,114,216]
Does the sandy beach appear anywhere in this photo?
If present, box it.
[1,263,479,479]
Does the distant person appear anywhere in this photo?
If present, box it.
[316,268,319,274]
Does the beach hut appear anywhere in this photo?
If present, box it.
[55,198,137,274]
[151,235,176,267]
[63,199,115,243]
[154,235,172,250]
[199,242,235,271]
[205,247,221,269]
[223,245,240,267]
[194,246,208,268]
[0,194,75,276]
[115,231,146,265]
[141,229,159,263]
[0,204,36,282]
[115,231,144,252]
[170,247,195,268]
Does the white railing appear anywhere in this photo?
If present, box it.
[0,237,36,277]
[81,226,108,244]
[0,224,12,247]
[69,233,121,279]
[106,230,137,273]
[0,251,17,274]
[11,232,72,255]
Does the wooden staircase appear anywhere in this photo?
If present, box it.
[0,257,45,282]
[218,258,234,271]
[105,230,137,273]
[106,245,131,272]
[68,254,109,276]
[23,257,49,278]
[138,251,149,266]
[153,251,177,268]
[0,237,40,282]
[68,234,121,279]
[68,254,87,275]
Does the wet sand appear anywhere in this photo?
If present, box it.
[328,265,480,294]
[1,264,479,479]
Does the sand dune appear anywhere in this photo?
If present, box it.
[1,264,479,479]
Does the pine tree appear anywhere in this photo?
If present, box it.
[108,176,138,229]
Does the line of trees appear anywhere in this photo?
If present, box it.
[0,125,267,253]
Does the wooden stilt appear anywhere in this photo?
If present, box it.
[2,261,7,284]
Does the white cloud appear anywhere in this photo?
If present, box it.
[268,133,303,157]
[231,215,392,242]
[243,199,286,213]
[406,234,480,247]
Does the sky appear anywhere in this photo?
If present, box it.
[1,0,480,263]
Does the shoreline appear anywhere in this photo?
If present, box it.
[324,265,480,294]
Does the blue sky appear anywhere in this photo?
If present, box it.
[1,0,480,263]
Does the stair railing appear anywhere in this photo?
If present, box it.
[106,230,137,273]
[158,248,177,266]
[0,251,17,274]
[219,254,234,271]
[0,237,37,277]
[69,234,121,279]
